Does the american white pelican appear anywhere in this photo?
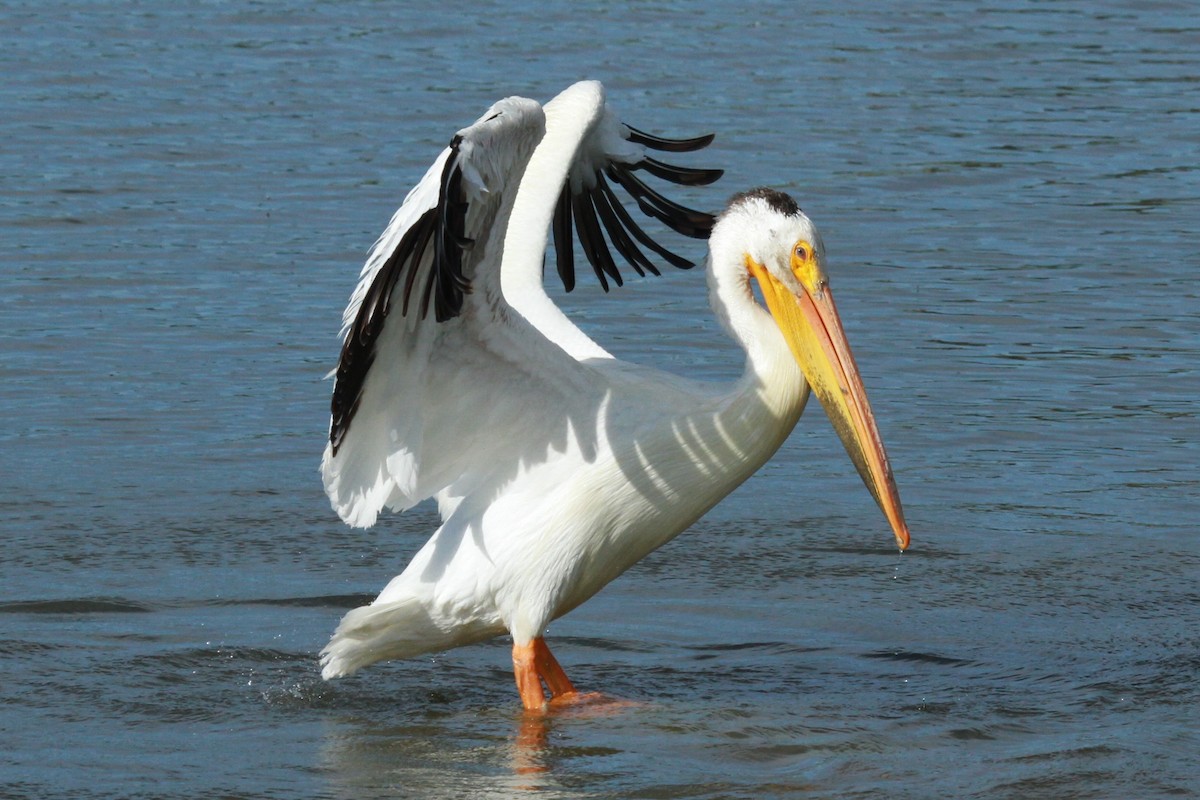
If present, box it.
[319,81,910,711]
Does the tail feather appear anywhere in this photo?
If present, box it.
[320,599,444,679]
[319,598,502,679]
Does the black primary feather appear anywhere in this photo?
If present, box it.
[624,125,715,153]
[551,124,723,293]
[330,138,474,453]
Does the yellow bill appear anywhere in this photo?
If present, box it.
[747,245,911,551]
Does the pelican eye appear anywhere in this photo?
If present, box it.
[790,240,822,290]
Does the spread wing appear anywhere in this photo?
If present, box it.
[321,81,723,527]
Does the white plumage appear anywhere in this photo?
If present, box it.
[318,81,910,711]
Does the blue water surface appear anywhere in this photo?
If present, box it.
[2,1,1197,798]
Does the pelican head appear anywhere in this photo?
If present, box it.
[715,188,911,550]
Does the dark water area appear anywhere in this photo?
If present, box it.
[2,1,1197,797]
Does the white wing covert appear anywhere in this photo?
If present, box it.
[322,81,724,528]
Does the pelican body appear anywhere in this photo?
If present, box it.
[319,81,910,711]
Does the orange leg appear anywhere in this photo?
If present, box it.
[532,637,577,699]
[512,637,578,711]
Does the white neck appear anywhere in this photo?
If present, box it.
[706,228,809,463]
[609,242,808,562]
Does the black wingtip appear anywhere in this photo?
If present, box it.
[329,137,476,450]
[635,157,725,187]
[625,125,716,153]
[607,163,717,240]
[552,185,577,293]
[547,121,721,294]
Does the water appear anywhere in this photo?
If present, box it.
[2,1,1197,797]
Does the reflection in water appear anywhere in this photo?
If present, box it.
[511,695,645,784]
[319,697,647,798]
[511,712,554,789]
